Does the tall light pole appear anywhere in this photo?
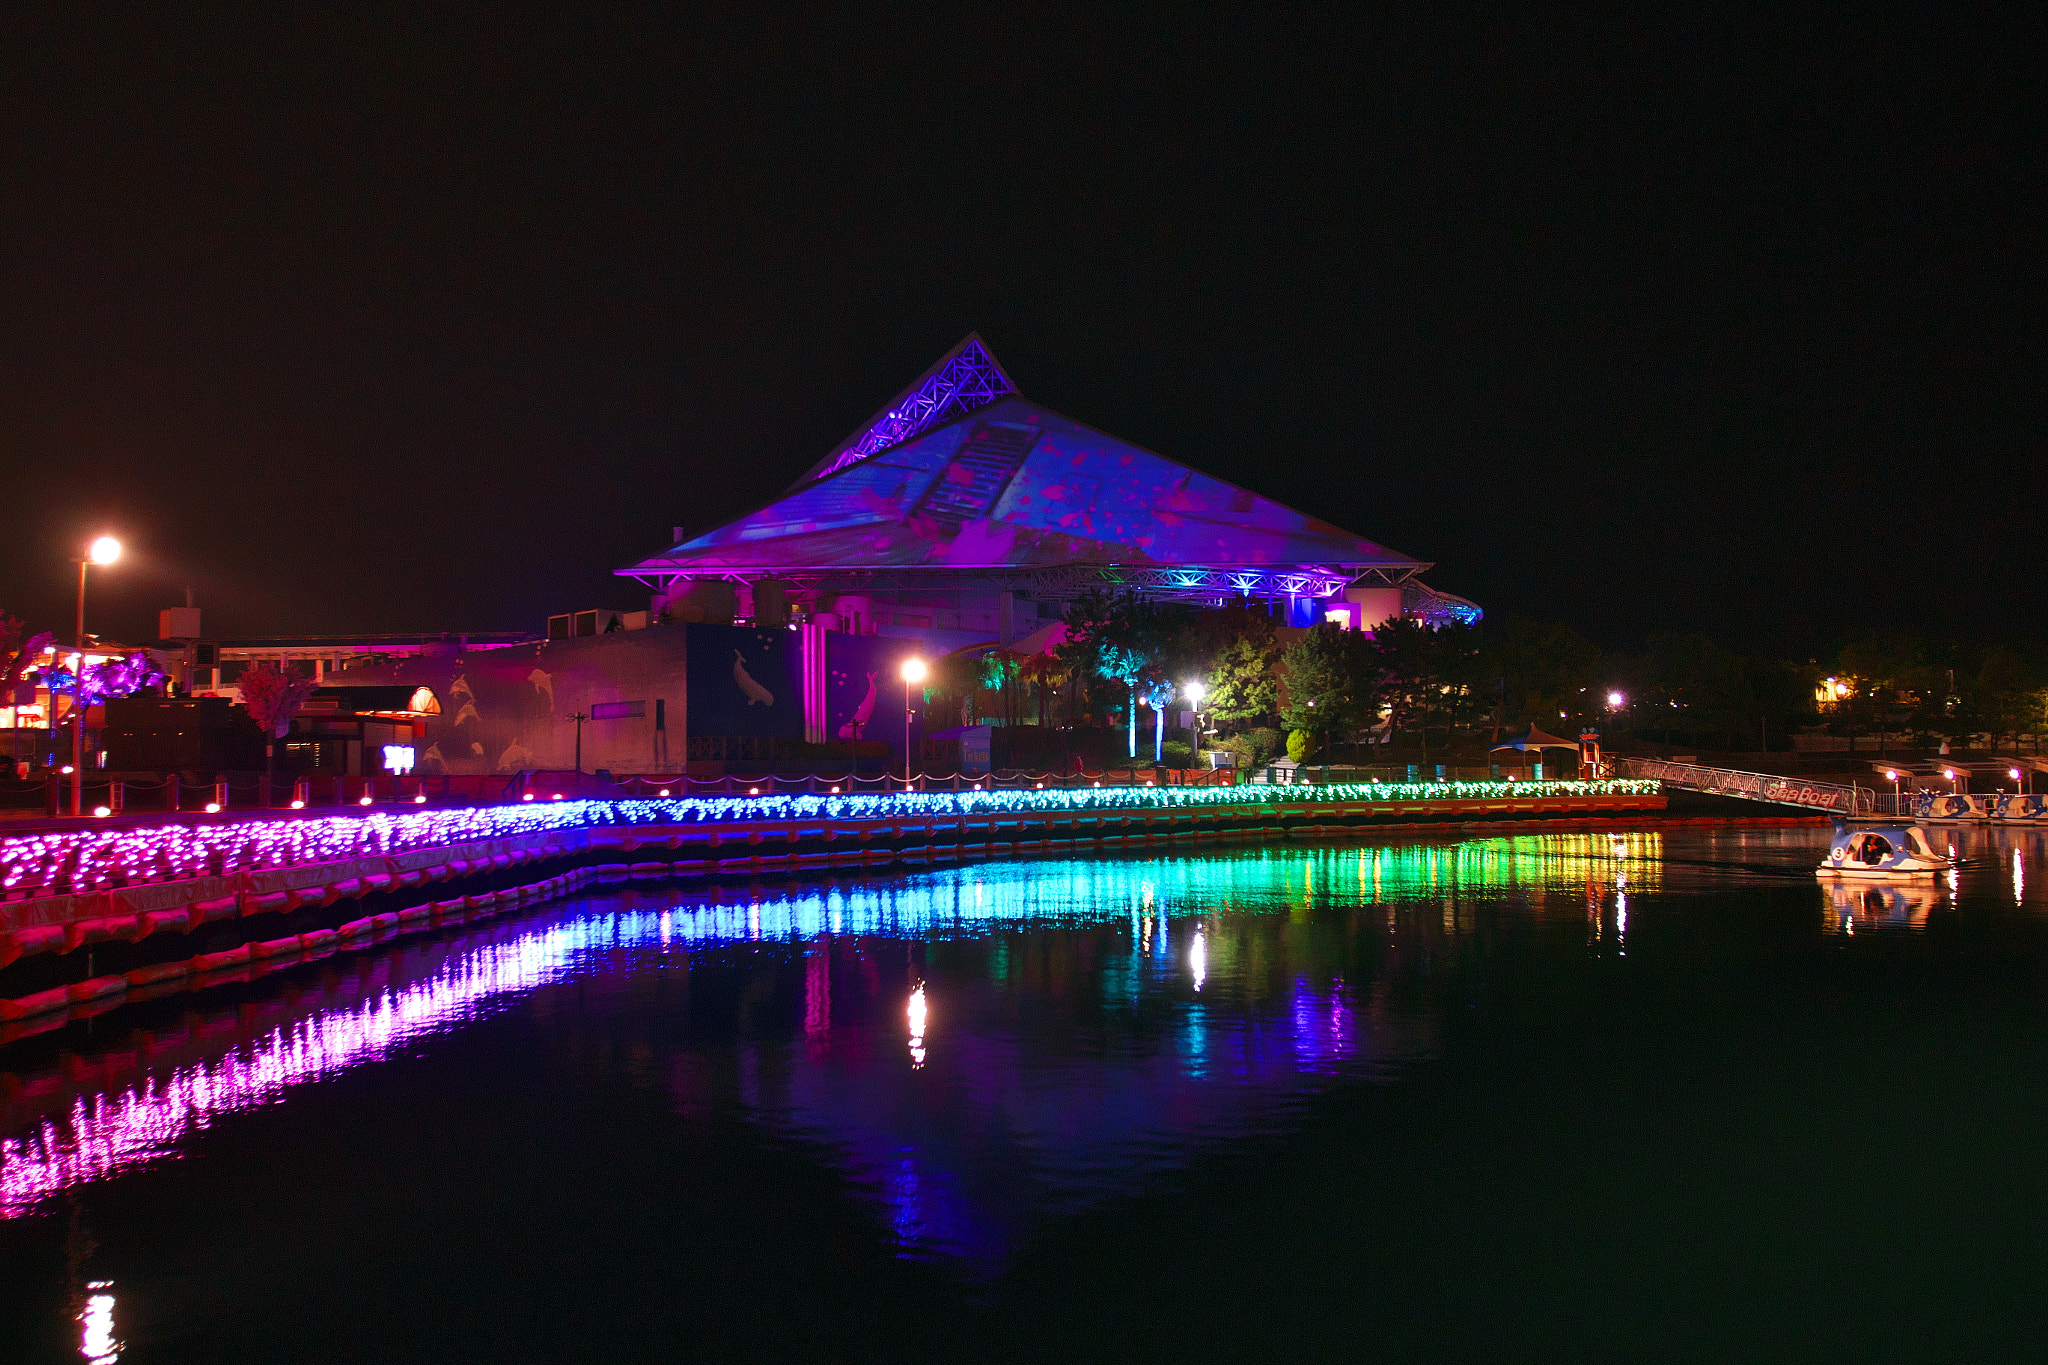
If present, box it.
[900,657,927,786]
[1185,680,1205,766]
[70,536,121,816]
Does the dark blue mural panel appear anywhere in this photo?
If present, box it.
[826,633,926,758]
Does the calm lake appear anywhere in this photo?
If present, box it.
[6,824,2048,1361]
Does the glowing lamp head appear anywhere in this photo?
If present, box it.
[550,793,563,800]
[749,786,760,796]
[521,791,536,801]
[829,786,839,794]
[414,793,427,803]
[2011,768,2022,781]
[289,799,306,809]
[1606,690,1625,708]
[1185,680,1205,705]
[204,802,221,813]
[900,657,927,685]
[88,536,122,566]
[659,788,671,797]
[358,795,373,806]
[92,805,110,818]
[1945,769,1957,780]
[1885,770,1898,782]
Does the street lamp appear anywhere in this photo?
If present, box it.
[900,657,927,786]
[69,536,121,816]
[1885,768,1901,811]
[1606,690,1626,710]
[1184,680,1206,768]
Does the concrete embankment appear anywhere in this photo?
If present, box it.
[0,786,1810,1039]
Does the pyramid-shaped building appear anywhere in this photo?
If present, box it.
[619,336,1477,648]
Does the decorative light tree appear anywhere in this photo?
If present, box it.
[1143,677,1177,766]
[0,613,56,711]
[237,661,319,806]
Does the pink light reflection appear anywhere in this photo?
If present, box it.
[0,918,607,1218]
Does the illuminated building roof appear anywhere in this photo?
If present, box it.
[621,338,1436,605]
[795,334,1018,485]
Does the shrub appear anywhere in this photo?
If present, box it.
[1287,729,1317,763]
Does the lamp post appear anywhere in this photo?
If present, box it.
[569,711,589,773]
[1185,680,1205,768]
[900,657,927,787]
[69,536,121,817]
[1885,768,1901,813]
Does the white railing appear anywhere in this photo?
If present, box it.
[1620,757,1872,814]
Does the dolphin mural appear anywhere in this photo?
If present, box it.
[837,672,879,739]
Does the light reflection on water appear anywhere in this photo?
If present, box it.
[11,823,2048,1276]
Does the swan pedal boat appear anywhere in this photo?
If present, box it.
[1817,822,1957,878]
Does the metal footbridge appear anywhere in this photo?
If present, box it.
[1619,757,1873,814]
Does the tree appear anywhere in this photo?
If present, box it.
[74,653,167,706]
[1964,646,2041,753]
[1203,633,1281,733]
[1835,634,1932,753]
[1481,618,1601,735]
[1060,590,1180,758]
[1367,619,1443,756]
[1279,624,1382,759]
[238,661,319,802]
[0,612,56,702]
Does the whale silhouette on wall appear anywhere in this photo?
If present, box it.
[837,672,878,739]
[734,650,774,706]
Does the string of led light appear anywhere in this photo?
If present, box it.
[0,780,1658,897]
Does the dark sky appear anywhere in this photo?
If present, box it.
[3,5,2040,656]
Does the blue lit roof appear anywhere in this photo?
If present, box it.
[793,334,1017,486]
[626,394,1420,580]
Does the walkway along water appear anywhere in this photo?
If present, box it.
[0,779,1770,1039]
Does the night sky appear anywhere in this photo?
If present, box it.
[2,6,2040,655]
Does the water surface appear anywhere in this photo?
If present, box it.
[6,824,2048,1361]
